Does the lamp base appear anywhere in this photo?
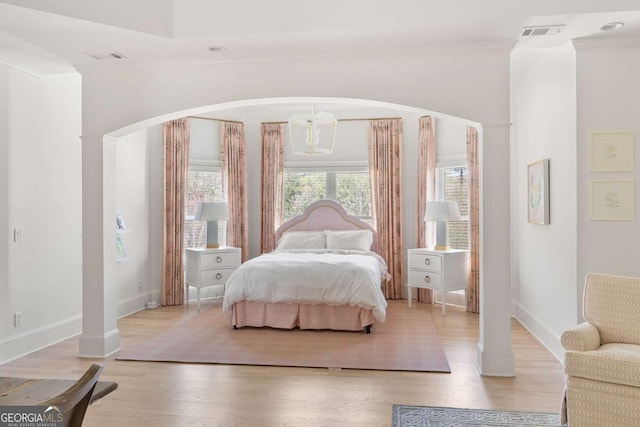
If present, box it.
[206,243,220,249]
[434,245,450,251]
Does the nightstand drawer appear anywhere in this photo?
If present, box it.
[408,252,442,272]
[201,252,240,269]
[200,268,236,286]
[407,270,442,289]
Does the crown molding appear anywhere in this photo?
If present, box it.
[75,41,517,73]
[0,57,43,77]
[573,36,640,51]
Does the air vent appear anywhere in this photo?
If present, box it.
[521,25,565,37]
[86,52,127,60]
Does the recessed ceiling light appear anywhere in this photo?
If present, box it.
[600,22,624,31]
[209,46,225,53]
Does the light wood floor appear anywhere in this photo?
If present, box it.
[0,301,566,427]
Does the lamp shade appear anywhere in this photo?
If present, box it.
[424,201,461,222]
[194,201,229,221]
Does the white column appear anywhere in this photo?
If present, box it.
[78,135,121,358]
[476,124,514,376]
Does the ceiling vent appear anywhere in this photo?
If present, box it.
[520,25,565,37]
[86,52,127,60]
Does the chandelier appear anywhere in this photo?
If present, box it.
[288,105,337,155]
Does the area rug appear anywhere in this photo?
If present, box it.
[116,300,450,372]
[392,405,565,427]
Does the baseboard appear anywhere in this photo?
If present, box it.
[185,284,224,303]
[0,315,82,365]
[514,302,564,363]
[117,292,152,319]
[150,289,162,304]
[433,290,466,307]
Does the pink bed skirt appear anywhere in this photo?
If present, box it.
[231,301,375,332]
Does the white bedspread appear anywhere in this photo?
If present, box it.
[222,250,389,323]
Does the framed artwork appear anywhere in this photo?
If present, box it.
[589,180,634,221]
[589,130,634,172]
[116,235,128,261]
[116,213,128,232]
[527,159,550,224]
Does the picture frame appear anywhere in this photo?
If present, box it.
[116,235,128,261]
[527,159,550,224]
[589,130,634,172]
[116,214,127,232]
[589,180,634,221]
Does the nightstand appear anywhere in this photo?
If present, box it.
[185,247,241,310]
[406,248,468,316]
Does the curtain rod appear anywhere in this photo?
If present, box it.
[261,117,403,125]
[187,115,244,124]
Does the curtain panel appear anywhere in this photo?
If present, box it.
[466,126,480,313]
[368,119,404,299]
[416,115,436,303]
[162,118,190,306]
[260,123,285,253]
[220,122,249,262]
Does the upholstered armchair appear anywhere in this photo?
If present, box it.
[561,273,640,426]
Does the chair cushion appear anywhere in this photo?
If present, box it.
[565,343,640,388]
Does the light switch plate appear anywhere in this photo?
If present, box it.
[14,312,22,327]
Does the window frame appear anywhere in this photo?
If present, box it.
[185,160,223,221]
[435,159,469,222]
[282,161,371,222]
[184,160,226,248]
[435,158,469,251]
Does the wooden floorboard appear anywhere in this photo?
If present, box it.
[0,300,566,427]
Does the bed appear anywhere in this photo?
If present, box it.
[222,199,389,333]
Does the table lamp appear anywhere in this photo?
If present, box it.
[195,201,229,248]
[425,200,461,251]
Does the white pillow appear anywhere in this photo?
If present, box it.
[325,229,373,252]
[275,231,326,251]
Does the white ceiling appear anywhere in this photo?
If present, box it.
[1,0,640,75]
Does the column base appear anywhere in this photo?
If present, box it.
[78,328,121,358]
[476,342,515,377]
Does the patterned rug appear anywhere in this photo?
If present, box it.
[392,405,565,427]
[116,300,451,372]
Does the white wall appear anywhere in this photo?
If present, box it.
[0,68,10,349]
[0,67,82,363]
[575,40,640,318]
[510,45,578,360]
[115,126,163,317]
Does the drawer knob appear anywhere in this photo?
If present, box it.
[424,258,431,265]
[216,273,222,280]
[216,256,223,263]
[424,275,431,283]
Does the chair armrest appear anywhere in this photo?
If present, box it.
[561,322,601,351]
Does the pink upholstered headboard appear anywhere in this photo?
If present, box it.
[274,200,378,252]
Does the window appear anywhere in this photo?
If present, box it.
[437,165,468,250]
[184,164,224,248]
[283,168,372,223]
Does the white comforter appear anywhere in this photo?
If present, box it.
[222,250,389,323]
